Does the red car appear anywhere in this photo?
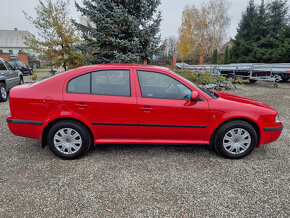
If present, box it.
[6,64,283,159]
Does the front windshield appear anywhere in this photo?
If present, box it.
[170,70,219,99]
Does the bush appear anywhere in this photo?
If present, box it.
[32,74,38,81]
[177,69,226,85]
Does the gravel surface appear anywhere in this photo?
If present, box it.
[0,80,289,217]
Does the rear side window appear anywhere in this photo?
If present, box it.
[92,70,130,96]
[0,61,6,70]
[67,73,90,94]
[67,70,130,96]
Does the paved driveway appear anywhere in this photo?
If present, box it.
[0,81,289,217]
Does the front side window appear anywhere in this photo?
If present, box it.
[67,73,90,94]
[92,70,130,96]
[137,70,191,100]
[67,70,130,97]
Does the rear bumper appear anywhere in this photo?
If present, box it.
[259,123,283,147]
[6,116,43,140]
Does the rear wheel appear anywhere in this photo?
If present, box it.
[47,121,91,159]
[0,83,8,102]
[214,120,257,159]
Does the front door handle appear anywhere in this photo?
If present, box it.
[140,106,152,112]
[74,103,88,109]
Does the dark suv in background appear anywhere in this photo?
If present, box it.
[0,58,24,102]
[9,61,33,75]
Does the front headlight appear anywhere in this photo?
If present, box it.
[275,115,280,123]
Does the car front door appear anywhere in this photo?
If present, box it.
[135,69,209,142]
[63,68,138,141]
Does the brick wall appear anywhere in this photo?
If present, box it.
[18,53,29,66]
[0,53,10,61]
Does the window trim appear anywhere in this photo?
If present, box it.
[136,70,192,100]
[66,69,132,97]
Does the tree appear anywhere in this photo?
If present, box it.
[73,0,163,64]
[178,0,231,61]
[223,46,230,64]
[24,0,86,70]
[160,36,179,59]
[211,49,218,64]
[230,0,290,63]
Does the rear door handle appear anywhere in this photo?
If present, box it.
[140,106,152,112]
[74,103,88,109]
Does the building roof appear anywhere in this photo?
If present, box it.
[0,29,35,48]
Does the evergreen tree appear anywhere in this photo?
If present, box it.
[230,0,259,63]
[231,0,290,63]
[223,46,230,64]
[73,0,163,64]
[212,49,218,64]
[266,0,290,62]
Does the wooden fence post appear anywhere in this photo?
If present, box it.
[199,56,204,65]
[173,56,177,68]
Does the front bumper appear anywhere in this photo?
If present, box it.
[259,122,283,146]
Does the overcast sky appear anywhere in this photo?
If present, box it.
[0,0,289,41]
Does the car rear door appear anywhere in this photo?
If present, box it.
[135,69,209,142]
[63,68,138,141]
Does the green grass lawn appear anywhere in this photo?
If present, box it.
[33,69,51,74]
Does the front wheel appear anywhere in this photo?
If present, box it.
[47,120,91,159]
[214,120,257,159]
[0,83,8,102]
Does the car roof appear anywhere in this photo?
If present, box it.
[77,64,170,71]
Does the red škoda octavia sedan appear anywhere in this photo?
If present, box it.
[6,64,283,159]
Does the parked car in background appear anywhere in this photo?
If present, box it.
[6,64,283,159]
[0,58,24,102]
[8,61,33,75]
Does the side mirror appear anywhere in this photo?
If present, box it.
[191,91,201,101]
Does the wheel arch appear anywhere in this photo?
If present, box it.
[0,78,6,85]
[209,118,261,147]
[41,117,94,148]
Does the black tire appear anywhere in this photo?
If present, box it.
[214,120,257,159]
[249,79,257,83]
[47,120,91,159]
[226,74,236,80]
[0,83,8,102]
[281,77,289,82]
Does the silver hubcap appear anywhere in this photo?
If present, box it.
[223,128,251,155]
[1,86,6,99]
[53,128,82,155]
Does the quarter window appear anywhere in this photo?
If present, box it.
[67,73,90,94]
[137,70,191,100]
